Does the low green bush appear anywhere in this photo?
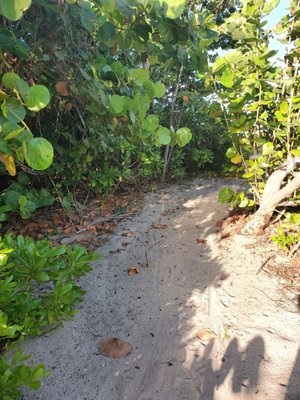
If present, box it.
[0,234,99,399]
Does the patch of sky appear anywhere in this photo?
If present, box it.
[265,0,289,62]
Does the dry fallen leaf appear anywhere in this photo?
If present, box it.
[153,223,167,230]
[99,338,132,358]
[128,266,139,276]
[55,81,70,96]
[197,328,217,342]
[122,231,135,237]
[63,226,74,235]
[196,239,206,244]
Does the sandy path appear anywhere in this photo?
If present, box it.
[23,179,300,400]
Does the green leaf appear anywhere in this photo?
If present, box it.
[157,127,171,145]
[80,2,97,31]
[1,98,26,123]
[4,126,25,141]
[19,195,36,219]
[262,0,280,15]
[25,85,51,112]
[143,80,155,97]
[2,72,29,97]
[0,32,29,58]
[109,94,127,114]
[212,57,227,74]
[153,82,165,98]
[0,0,31,21]
[98,21,116,45]
[34,271,49,283]
[221,68,234,88]
[129,68,149,85]
[262,142,274,156]
[239,198,249,208]
[2,72,20,89]
[24,138,54,170]
[290,213,300,224]
[158,20,176,42]
[0,137,12,155]
[279,101,288,114]
[133,94,150,120]
[218,187,234,204]
[225,147,237,158]
[145,114,159,132]
[158,0,186,19]
[176,127,192,147]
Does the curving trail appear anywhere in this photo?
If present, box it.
[23,179,300,400]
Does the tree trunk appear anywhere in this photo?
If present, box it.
[242,157,300,235]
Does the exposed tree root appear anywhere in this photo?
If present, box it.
[242,157,300,235]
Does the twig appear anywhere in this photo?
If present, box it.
[50,213,133,243]
[49,176,76,229]
[256,254,275,275]
[289,241,300,257]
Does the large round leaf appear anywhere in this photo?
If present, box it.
[1,98,26,123]
[176,127,192,147]
[25,138,53,170]
[0,0,31,21]
[225,147,237,159]
[2,72,20,89]
[25,85,50,112]
[145,115,159,132]
[158,0,186,19]
[2,72,29,97]
[98,21,116,45]
[157,127,171,145]
[218,187,234,204]
[153,82,166,98]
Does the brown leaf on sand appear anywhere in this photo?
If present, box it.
[128,266,139,276]
[99,338,132,358]
[55,81,70,96]
[153,223,167,230]
[122,231,135,237]
[197,328,217,342]
[196,239,206,244]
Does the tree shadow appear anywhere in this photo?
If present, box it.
[285,347,300,400]
[201,336,265,399]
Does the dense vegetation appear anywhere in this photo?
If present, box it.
[1,0,300,398]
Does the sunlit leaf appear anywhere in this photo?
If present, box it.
[218,187,234,203]
[262,142,274,156]
[231,154,242,164]
[24,138,53,170]
[0,151,16,175]
[25,85,51,111]
[221,68,234,88]
[157,127,171,145]
[225,147,236,159]
[145,114,159,132]
[176,127,192,147]
[153,82,165,98]
[0,0,31,21]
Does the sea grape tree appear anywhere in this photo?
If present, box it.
[213,0,300,233]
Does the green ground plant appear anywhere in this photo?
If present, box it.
[0,233,99,398]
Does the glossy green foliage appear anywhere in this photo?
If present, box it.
[0,350,50,400]
[214,0,300,208]
[0,0,31,21]
[0,72,53,175]
[0,173,54,220]
[0,234,99,342]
